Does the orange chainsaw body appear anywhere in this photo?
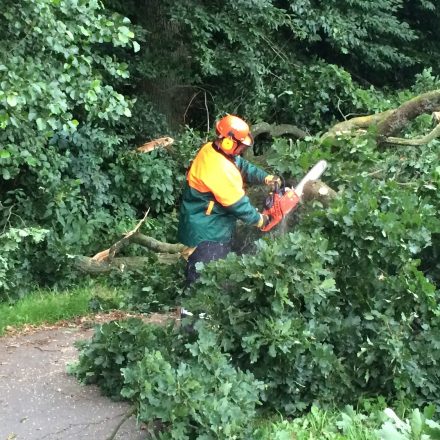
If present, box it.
[261,188,300,232]
[260,160,328,232]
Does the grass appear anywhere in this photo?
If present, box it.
[0,284,120,336]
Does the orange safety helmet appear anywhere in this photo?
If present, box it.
[215,115,254,155]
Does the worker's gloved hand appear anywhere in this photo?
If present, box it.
[256,213,271,230]
[265,175,282,188]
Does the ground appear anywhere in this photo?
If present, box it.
[0,313,172,440]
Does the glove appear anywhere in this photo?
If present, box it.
[256,213,271,229]
[265,175,281,188]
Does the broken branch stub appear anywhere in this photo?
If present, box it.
[92,210,150,262]
[136,137,174,153]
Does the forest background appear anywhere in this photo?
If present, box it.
[1,0,440,438]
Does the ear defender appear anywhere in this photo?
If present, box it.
[221,136,235,152]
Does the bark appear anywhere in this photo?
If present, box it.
[130,233,184,254]
[319,90,440,147]
[84,210,184,274]
[377,90,440,140]
[74,254,180,274]
[322,110,394,141]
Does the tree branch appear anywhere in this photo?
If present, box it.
[251,122,307,139]
[377,90,440,140]
[130,233,184,254]
[136,137,174,153]
[92,210,150,262]
[322,110,394,141]
[383,122,440,146]
[74,254,180,274]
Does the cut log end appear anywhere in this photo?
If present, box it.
[136,137,174,153]
[302,180,337,207]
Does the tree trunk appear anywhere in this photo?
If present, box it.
[139,0,193,130]
[377,90,440,140]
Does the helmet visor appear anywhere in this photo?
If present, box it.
[234,134,254,155]
[241,134,254,147]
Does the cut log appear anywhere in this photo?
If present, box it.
[302,180,337,207]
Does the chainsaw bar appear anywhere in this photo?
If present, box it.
[261,160,328,232]
[294,160,328,198]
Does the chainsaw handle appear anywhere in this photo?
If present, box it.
[264,179,283,210]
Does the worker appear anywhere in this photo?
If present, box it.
[177,114,281,286]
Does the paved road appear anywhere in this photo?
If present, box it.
[0,326,145,440]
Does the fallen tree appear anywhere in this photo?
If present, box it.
[74,179,334,274]
[74,90,440,274]
[323,90,440,146]
[74,210,184,272]
[252,90,440,147]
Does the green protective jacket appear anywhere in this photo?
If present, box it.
[178,142,268,247]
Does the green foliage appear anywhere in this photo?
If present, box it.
[0,0,139,298]
[71,318,178,398]
[3,0,440,436]
[0,0,204,299]
[309,178,440,406]
[108,128,203,214]
[121,323,263,439]
[411,69,440,96]
[255,404,384,440]
[0,227,48,300]
[110,150,177,213]
[104,0,440,131]
[187,232,346,413]
[3,0,439,302]
[184,167,440,412]
[379,406,440,440]
[286,0,417,75]
[71,316,440,439]
[0,0,133,180]
[118,261,185,313]
[401,1,440,75]
[72,319,262,438]
[255,404,440,440]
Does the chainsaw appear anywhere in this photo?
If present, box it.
[261,160,328,232]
